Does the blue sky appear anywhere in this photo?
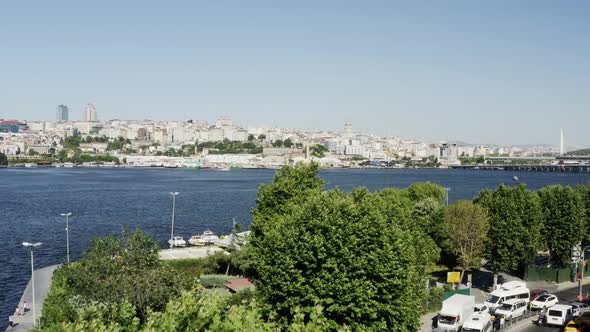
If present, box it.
[1,1,589,146]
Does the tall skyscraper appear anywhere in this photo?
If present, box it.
[344,122,353,138]
[56,104,69,121]
[83,103,97,122]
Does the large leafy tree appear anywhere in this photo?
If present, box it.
[474,184,542,273]
[406,182,447,205]
[538,185,586,266]
[0,152,7,166]
[42,230,189,328]
[444,200,489,281]
[250,164,433,331]
[251,162,324,238]
[575,185,590,245]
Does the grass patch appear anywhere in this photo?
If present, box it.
[163,258,209,279]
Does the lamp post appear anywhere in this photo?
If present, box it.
[60,212,72,263]
[445,187,451,206]
[22,241,42,328]
[169,192,179,248]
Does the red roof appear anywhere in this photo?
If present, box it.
[0,120,26,125]
[225,278,254,292]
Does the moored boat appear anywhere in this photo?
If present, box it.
[189,230,219,245]
[168,236,186,247]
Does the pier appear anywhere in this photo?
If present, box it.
[451,164,590,173]
[6,265,58,331]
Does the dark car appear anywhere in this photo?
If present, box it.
[530,289,549,302]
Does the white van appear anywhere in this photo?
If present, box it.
[546,304,574,326]
[493,299,528,320]
[462,313,492,332]
[484,280,530,312]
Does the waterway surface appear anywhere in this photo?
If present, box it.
[1,167,589,328]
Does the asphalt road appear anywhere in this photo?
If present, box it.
[518,285,584,332]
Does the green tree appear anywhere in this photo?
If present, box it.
[64,136,81,148]
[474,184,542,275]
[444,200,490,281]
[310,144,327,158]
[283,138,293,148]
[538,185,585,266]
[272,139,284,147]
[248,134,255,141]
[251,162,324,237]
[250,164,430,330]
[0,152,7,166]
[42,229,189,329]
[406,182,447,205]
[257,134,266,140]
[576,185,590,245]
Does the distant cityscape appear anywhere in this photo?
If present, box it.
[0,103,585,169]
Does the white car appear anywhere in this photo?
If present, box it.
[474,303,489,315]
[493,299,528,320]
[570,302,589,317]
[530,294,558,310]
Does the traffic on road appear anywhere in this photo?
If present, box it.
[433,279,590,332]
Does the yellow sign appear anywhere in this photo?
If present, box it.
[447,272,461,283]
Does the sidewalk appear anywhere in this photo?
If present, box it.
[6,265,59,332]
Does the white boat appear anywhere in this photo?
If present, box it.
[188,234,203,246]
[168,236,186,247]
[189,230,219,245]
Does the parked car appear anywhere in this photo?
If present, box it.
[493,299,528,320]
[570,302,589,317]
[529,289,548,301]
[530,294,559,310]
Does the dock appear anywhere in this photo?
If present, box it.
[451,164,590,173]
[158,246,228,260]
[6,265,58,331]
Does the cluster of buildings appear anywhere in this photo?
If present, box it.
[0,104,565,168]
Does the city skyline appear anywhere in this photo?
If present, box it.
[1,1,589,146]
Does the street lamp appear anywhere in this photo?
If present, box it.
[445,187,451,206]
[60,212,72,263]
[22,241,42,328]
[169,192,179,248]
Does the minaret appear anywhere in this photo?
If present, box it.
[560,129,565,156]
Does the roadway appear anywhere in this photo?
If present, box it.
[518,284,584,332]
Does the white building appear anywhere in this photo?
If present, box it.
[83,103,98,122]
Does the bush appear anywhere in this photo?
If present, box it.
[199,274,239,288]
[422,287,443,313]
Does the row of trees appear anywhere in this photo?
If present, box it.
[40,162,590,330]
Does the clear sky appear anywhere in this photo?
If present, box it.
[1,1,589,146]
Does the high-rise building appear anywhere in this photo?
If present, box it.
[56,104,69,121]
[344,122,353,138]
[83,103,97,122]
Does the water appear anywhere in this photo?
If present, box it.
[1,167,589,328]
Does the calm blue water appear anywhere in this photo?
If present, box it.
[1,167,589,327]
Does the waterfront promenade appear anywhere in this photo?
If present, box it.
[6,265,58,332]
